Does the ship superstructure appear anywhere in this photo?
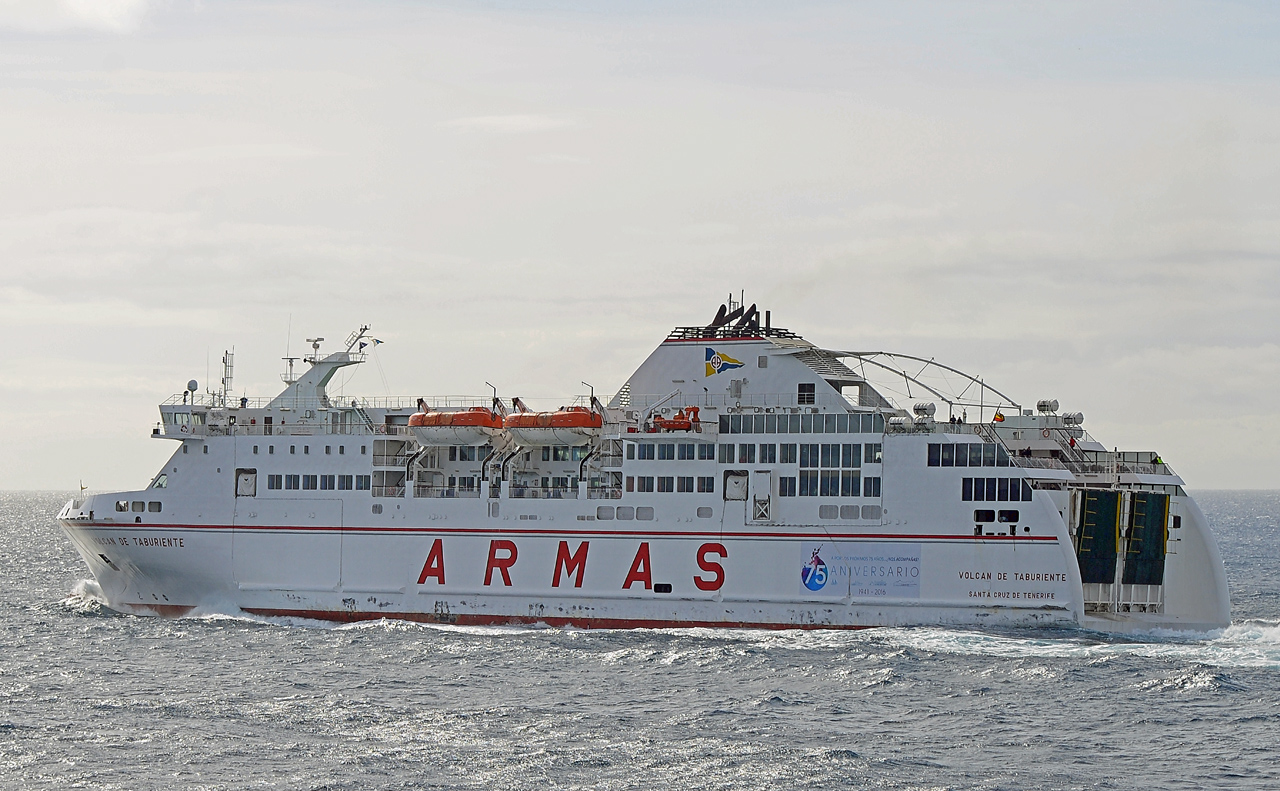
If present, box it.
[57,305,1230,632]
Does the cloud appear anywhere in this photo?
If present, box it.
[443,114,573,133]
[0,0,156,33]
[140,144,337,164]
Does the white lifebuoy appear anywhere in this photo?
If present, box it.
[1041,428,1051,438]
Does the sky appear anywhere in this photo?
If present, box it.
[1,0,1278,490]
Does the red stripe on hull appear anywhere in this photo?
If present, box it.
[69,521,1057,542]
[243,607,875,631]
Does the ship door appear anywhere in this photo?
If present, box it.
[751,470,774,522]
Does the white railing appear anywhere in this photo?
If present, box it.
[509,487,578,500]
[413,485,481,499]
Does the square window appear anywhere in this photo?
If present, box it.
[268,475,282,490]
[657,476,675,493]
[338,475,353,490]
[356,475,371,490]
[320,475,335,490]
[638,476,655,492]
[638,444,655,460]
[678,443,695,460]
[658,443,675,460]
[738,444,756,464]
[303,475,318,490]
[780,444,798,464]
[799,443,819,468]
[698,443,716,461]
[779,476,797,497]
[697,476,715,493]
[799,470,818,496]
[798,383,816,405]
[863,476,882,498]
[819,470,839,496]
[719,444,734,463]
[759,443,776,464]
[285,475,300,490]
[677,476,694,493]
[841,471,860,497]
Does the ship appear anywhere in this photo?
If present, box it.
[57,300,1231,632]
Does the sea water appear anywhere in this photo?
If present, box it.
[1,490,1277,790]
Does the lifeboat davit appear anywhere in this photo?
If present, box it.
[504,406,603,446]
[408,407,504,446]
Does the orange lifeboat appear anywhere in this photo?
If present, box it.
[408,407,504,446]
[652,407,700,432]
[504,406,603,446]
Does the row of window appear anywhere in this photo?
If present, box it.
[717,443,882,467]
[962,477,1033,502]
[251,444,366,456]
[115,500,162,512]
[719,412,886,435]
[780,472,882,498]
[927,443,1011,468]
[541,446,591,462]
[626,476,717,493]
[452,446,492,462]
[266,474,372,491]
[629,443,717,461]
